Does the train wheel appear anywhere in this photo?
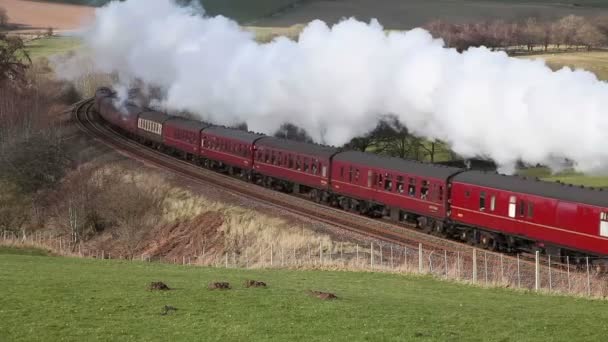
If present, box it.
[479,233,497,251]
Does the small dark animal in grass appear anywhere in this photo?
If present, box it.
[308,290,338,300]
[161,305,177,315]
[208,282,231,290]
[244,280,267,288]
[149,281,171,291]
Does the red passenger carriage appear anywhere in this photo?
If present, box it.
[451,171,608,256]
[253,137,336,194]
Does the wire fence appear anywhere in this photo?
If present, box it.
[3,229,607,298]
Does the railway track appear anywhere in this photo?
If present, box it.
[73,98,560,271]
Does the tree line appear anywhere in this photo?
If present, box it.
[424,15,608,52]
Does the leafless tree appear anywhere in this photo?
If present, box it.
[556,15,586,49]
[576,22,605,50]
[0,7,8,28]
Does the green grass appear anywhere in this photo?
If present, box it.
[39,0,299,23]
[2,248,608,341]
[518,167,608,188]
[25,36,83,59]
[522,51,608,81]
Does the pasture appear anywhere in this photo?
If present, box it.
[523,51,608,81]
[254,0,608,29]
[2,246,608,341]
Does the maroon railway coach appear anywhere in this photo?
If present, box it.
[450,171,608,256]
[200,126,264,175]
[137,110,172,147]
[163,117,210,159]
[98,98,142,135]
[331,151,461,228]
[253,137,337,195]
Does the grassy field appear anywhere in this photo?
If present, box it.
[2,246,608,341]
[39,0,299,23]
[522,51,608,81]
[254,0,608,29]
[25,36,83,60]
[519,167,608,187]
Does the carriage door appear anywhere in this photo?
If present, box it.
[508,196,517,218]
[368,170,377,189]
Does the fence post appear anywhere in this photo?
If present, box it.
[586,257,591,296]
[500,254,504,283]
[566,256,571,292]
[404,247,407,270]
[391,245,394,269]
[246,249,249,269]
[308,243,311,264]
[356,244,359,266]
[456,251,460,279]
[548,255,552,292]
[259,246,263,266]
[418,243,423,273]
[371,243,374,269]
[379,245,383,267]
[270,244,273,267]
[484,251,488,285]
[281,247,284,267]
[535,251,540,291]
[225,253,228,268]
[183,256,186,265]
[319,243,322,265]
[341,243,344,265]
[472,248,477,283]
[102,250,105,260]
[444,250,448,278]
[517,254,521,288]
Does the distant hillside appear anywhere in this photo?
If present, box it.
[38,0,300,23]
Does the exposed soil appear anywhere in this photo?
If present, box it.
[308,290,338,300]
[0,0,94,32]
[245,280,267,288]
[149,281,171,291]
[208,282,231,290]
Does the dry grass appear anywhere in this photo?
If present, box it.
[521,50,608,81]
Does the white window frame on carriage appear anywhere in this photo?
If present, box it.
[600,212,608,237]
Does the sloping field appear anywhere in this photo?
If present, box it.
[35,0,300,23]
[0,0,94,32]
[2,247,608,341]
[524,51,608,81]
[255,0,608,29]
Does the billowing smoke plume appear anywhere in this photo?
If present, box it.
[72,0,608,173]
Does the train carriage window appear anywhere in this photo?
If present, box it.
[385,174,393,191]
[490,195,496,211]
[479,191,486,211]
[421,180,429,200]
[349,166,353,183]
[340,167,344,179]
[378,173,383,187]
[465,190,470,198]
[408,178,416,197]
[519,200,525,217]
[302,158,308,172]
[439,186,444,201]
[527,202,534,218]
[296,157,302,171]
[312,161,318,175]
[508,196,517,218]
[277,152,283,165]
[396,176,404,194]
[601,212,608,237]
[288,155,294,169]
[322,165,327,177]
[355,169,360,182]
[368,171,373,188]
[270,151,276,164]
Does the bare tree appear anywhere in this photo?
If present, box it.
[576,22,605,50]
[0,7,8,28]
[556,15,586,49]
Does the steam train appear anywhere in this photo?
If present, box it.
[94,87,608,262]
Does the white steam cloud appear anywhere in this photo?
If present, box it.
[71,0,608,173]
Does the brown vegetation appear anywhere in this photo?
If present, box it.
[149,281,171,291]
[308,290,337,300]
[425,15,608,52]
[245,280,267,288]
[0,6,8,28]
[208,282,231,290]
